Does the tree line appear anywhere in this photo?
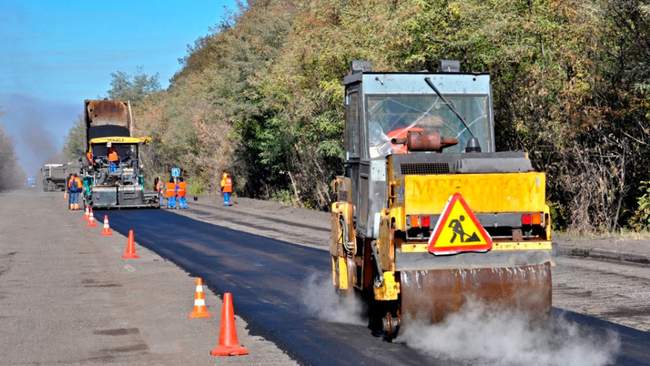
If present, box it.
[64,0,650,232]
[0,120,25,191]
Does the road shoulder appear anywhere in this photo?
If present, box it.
[0,190,297,365]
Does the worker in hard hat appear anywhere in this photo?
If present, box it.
[66,174,73,210]
[154,177,163,207]
[107,142,119,173]
[166,177,176,209]
[220,172,233,206]
[86,149,94,167]
[177,177,188,209]
[67,173,83,210]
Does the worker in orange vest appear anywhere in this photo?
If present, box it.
[220,172,233,206]
[154,177,163,206]
[86,149,94,167]
[177,178,188,209]
[107,142,119,173]
[75,175,83,210]
[67,173,83,210]
[66,174,73,210]
[166,179,176,209]
[64,173,71,203]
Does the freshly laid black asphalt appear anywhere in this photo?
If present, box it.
[103,209,650,366]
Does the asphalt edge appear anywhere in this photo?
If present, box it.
[554,242,650,266]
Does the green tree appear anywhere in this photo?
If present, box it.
[108,67,161,105]
[94,0,650,231]
[63,116,85,161]
[0,121,25,190]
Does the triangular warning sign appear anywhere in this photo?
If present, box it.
[427,193,492,255]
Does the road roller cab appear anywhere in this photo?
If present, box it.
[330,61,553,338]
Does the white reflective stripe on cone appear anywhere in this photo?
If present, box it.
[194,298,206,306]
[196,286,203,293]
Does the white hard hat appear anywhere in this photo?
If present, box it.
[107,142,112,147]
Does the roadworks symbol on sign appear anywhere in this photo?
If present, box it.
[427,193,493,255]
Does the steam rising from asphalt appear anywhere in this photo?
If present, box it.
[301,274,619,365]
[301,273,366,325]
[398,301,621,366]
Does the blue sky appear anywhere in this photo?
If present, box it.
[0,0,236,174]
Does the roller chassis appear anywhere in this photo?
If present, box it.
[330,65,553,339]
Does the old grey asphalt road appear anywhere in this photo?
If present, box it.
[0,190,297,365]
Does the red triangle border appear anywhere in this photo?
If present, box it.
[427,193,493,255]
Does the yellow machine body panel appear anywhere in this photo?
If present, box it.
[403,172,547,215]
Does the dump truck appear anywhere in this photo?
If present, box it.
[80,99,158,209]
[330,61,552,338]
[41,162,78,191]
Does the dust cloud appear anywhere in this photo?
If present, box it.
[398,301,620,366]
[0,94,79,176]
[18,116,58,167]
[301,273,366,325]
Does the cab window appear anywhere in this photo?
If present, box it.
[345,91,360,159]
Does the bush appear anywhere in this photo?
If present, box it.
[270,189,294,206]
[187,175,208,196]
[631,181,650,231]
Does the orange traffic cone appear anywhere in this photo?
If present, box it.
[87,210,97,227]
[83,207,90,221]
[101,215,112,236]
[189,278,211,319]
[121,230,140,259]
[210,292,249,357]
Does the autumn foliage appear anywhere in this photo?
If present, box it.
[86,1,650,232]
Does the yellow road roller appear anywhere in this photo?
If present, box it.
[330,61,552,338]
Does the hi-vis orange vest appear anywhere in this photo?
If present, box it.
[221,176,233,193]
[177,182,187,197]
[165,182,176,198]
[68,177,82,190]
[108,148,119,162]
